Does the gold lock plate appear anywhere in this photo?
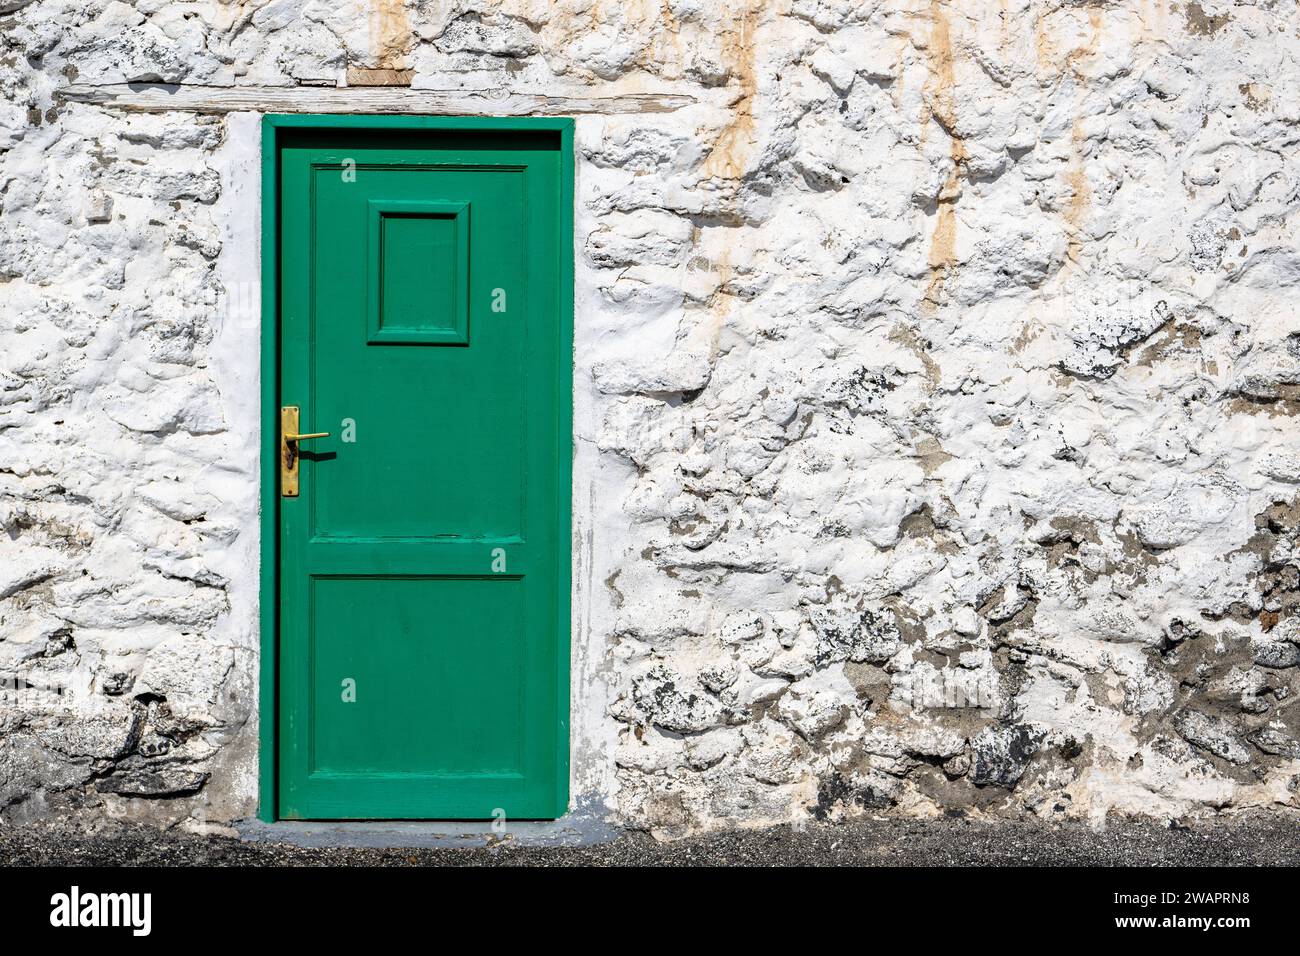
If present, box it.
[281,406,330,498]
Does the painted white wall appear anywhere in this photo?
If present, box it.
[3,1,1299,837]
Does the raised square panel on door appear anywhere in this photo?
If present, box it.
[367,199,470,346]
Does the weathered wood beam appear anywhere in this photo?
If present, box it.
[56,83,696,116]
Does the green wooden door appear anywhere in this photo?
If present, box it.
[276,124,570,820]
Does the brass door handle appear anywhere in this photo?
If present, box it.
[281,406,329,497]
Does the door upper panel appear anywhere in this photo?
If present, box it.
[308,163,528,540]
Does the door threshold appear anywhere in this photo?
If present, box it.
[236,808,619,850]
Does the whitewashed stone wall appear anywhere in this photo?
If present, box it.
[2,0,1299,836]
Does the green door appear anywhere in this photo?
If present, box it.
[275,123,570,820]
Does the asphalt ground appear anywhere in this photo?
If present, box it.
[2,812,1296,866]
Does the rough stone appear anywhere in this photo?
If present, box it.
[1174,711,1252,766]
[970,724,1043,789]
[95,768,210,798]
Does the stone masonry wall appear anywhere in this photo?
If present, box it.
[2,0,1299,836]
